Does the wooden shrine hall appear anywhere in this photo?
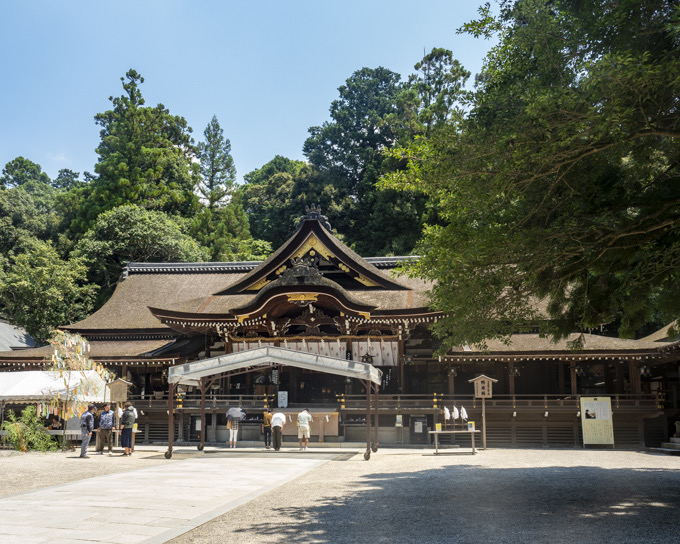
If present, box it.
[0,208,678,448]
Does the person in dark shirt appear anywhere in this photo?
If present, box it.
[80,404,96,458]
[263,409,273,449]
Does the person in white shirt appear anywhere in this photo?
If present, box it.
[271,411,286,451]
[297,409,313,451]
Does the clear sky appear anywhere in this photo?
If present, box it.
[0,1,496,184]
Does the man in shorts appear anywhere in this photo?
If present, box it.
[297,408,313,451]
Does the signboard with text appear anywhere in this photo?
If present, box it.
[580,397,614,445]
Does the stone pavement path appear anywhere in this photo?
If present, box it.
[0,454,333,544]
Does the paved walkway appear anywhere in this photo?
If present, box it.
[0,452,334,544]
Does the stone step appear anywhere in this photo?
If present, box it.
[659,442,680,450]
[670,436,680,443]
[648,447,680,456]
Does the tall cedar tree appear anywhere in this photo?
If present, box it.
[72,70,199,234]
[197,115,236,211]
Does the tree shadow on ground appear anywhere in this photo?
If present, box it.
[233,462,680,544]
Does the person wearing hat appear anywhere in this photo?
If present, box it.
[119,401,136,456]
[79,404,96,458]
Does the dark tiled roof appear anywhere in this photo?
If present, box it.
[64,272,248,331]
[0,339,175,361]
[123,256,416,276]
[447,332,673,355]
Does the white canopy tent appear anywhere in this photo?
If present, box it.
[0,370,110,403]
[165,346,382,460]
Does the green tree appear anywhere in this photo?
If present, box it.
[303,67,426,254]
[73,70,199,233]
[189,200,263,261]
[72,205,208,304]
[408,47,471,134]
[304,67,403,196]
[0,239,97,343]
[243,155,306,186]
[52,168,86,191]
[0,156,50,189]
[0,179,63,254]
[240,156,306,243]
[197,115,236,211]
[386,0,680,347]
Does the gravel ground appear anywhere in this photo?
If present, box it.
[2,447,678,544]
[166,449,680,544]
[0,447,168,497]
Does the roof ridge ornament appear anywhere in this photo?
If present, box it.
[295,204,332,232]
[279,255,324,285]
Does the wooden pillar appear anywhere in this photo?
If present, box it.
[616,361,625,394]
[629,360,641,394]
[558,361,565,394]
[398,334,405,393]
[570,362,578,395]
[166,382,175,458]
[509,362,516,396]
[199,379,206,449]
[365,380,372,460]
[373,382,379,451]
[447,371,455,396]
[605,362,614,394]
[209,409,217,442]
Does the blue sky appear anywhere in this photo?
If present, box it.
[0,1,496,183]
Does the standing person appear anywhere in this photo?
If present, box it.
[263,409,273,449]
[96,403,115,455]
[119,402,136,457]
[297,408,313,451]
[227,417,240,448]
[79,404,96,458]
[271,411,286,452]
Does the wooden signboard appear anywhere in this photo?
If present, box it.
[107,379,132,403]
[467,375,498,450]
[469,375,497,399]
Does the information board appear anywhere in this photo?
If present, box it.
[580,397,614,445]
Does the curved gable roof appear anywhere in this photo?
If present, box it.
[216,218,410,295]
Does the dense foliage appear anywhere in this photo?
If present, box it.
[0,239,96,343]
[385,0,680,347]
[0,405,57,452]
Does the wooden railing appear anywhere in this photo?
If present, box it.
[128,392,660,412]
[340,393,659,411]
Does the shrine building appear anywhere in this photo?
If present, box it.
[1,209,678,448]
